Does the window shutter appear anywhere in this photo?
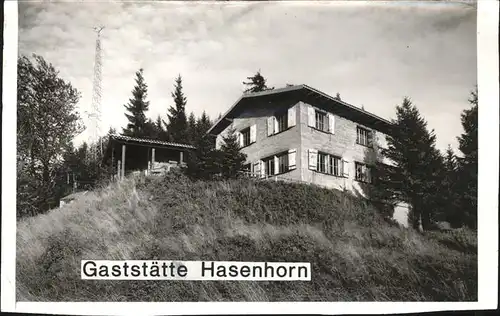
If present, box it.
[342,158,349,177]
[274,156,279,175]
[250,124,257,143]
[260,160,266,178]
[328,113,335,134]
[308,149,318,171]
[288,149,297,170]
[307,105,315,127]
[274,116,279,133]
[367,130,374,147]
[253,161,261,178]
[238,132,244,147]
[267,117,274,136]
[288,105,296,127]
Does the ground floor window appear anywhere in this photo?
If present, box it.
[355,162,372,183]
[262,151,290,176]
[317,152,342,176]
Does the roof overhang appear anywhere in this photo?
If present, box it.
[207,84,394,136]
[103,134,195,162]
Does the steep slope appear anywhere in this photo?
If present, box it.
[17,172,477,301]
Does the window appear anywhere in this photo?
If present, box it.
[263,156,275,177]
[276,111,288,133]
[315,110,328,132]
[355,162,372,183]
[277,152,289,174]
[242,163,251,172]
[317,152,343,176]
[262,151,291,177]
[356,126,373,147]
[241,127,251,147]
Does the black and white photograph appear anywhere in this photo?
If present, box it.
[2,0,498,314]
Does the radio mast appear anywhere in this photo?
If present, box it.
[89,26,104,158]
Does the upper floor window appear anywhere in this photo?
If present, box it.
[268,105,297,136]
[315,110,328,132]
[276,111,288,133]
[241,127,251,147]
[307,105,335,133]
[356,126,373,147]
[238,124,256,148]
[355,162,372,183]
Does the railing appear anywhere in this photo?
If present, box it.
[237,170,320,186]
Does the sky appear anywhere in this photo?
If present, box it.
[18,0,477,152]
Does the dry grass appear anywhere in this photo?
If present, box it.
[16,172,477,301]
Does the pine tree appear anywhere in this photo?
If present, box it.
[218,127,247,179]
[186,111,197,145]
[380,97,444,231]
[243,71,274,93]
[194,111,213,142]
[122,69,150,138]
[437,145,462,227]
[186,134,219,180]
[456,86,478,229]
[166,75,188,143]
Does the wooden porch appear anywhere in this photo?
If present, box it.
[104,134,195,180]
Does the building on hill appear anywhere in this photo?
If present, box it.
[103,134,195,179]
[207,84,409,226]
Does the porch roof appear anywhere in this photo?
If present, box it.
[103,134,195,162]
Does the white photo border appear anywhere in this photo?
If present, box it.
[2,0,498,314]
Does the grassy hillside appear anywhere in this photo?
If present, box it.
[17,172,477,301]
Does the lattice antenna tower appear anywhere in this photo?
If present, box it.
[89,26,105,159]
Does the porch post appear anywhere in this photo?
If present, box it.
[121,144,126,179]
[180,151,184,164]
[117,160,121,180]
[152,147,156,169]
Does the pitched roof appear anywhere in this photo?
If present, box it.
[109,134,195,149]
[207,84,394,135]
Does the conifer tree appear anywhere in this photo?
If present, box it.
[218,127,247,179]
[122,69,150,138]
[380,97,444,231]
[166,75,188,143]
[187,111,197,144]
[243,71,274,93]
[456,86,478,229]
[194,111,213,142]
[186,134,219,180]
[437,145,462,227]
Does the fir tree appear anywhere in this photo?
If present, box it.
[166,75,188,143]
[438,145,462,227]
[218,127,247,179]
[456,86,478,229]
[243,71,274,93]
[186,134,219,180]
[194,111,213,142]
[187,111,197,144]
[122,69,150,138]
[380,97,444,231]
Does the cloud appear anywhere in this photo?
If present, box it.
[18,1,476,152]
